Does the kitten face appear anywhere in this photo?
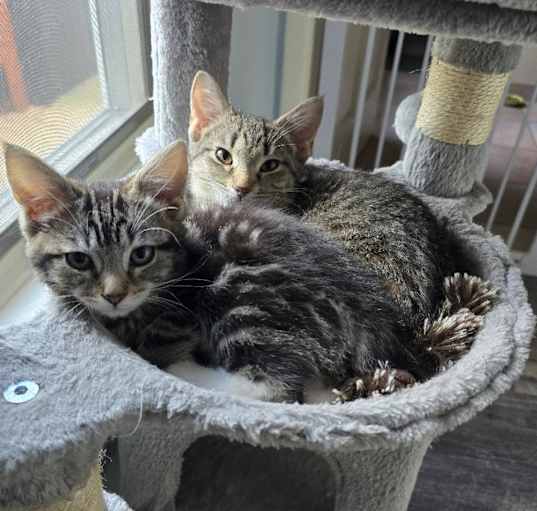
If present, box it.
[28,187,181,318]
[189,109,298,209]
[188,71,323,209]
[5,141,189,319]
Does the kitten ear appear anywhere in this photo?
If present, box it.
[274,96,324,161]
[189,70,229,142]
[4,143,77,222]
[131,139,188,204]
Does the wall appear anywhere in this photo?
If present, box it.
[228,7,284,119]
[511,46,537,85]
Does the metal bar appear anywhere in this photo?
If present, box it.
[480,76,512,182]
[520,229,537,276]
[416,35,433,92]
[374,31,405,169]
[350,27,376,166]
[273,12,287,117]
[507,160,537,249]
[486,82,537,231]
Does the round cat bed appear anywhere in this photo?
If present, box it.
[0,157,533,510]
[1,1,536,511]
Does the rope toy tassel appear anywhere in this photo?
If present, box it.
[416,58,509,145]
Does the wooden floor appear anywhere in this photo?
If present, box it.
[409,276,537,511]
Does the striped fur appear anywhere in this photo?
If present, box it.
[7,143,436,403]
[288,168,455,333]
[161,204,432,402]
[187,73,457,333]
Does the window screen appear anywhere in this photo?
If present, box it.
[0,0,149,234]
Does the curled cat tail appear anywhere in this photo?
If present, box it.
[417,273,498,371]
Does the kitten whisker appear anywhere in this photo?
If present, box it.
[62,302,84,318]
[157,282,214,292]
[157,276,213,287]
[131,176,177,232]
[292,187,315,200]
[139,227,182,248]
[160,293,196,318]
[194,174,231,193]
[49,217,85,236]
[147,296,194,317]
[272,142,297,151]
[42,189,86,237]
[85,308,109,335]
[73,306,87,321]
[268,118,309,146]
[54,293,77,300]
[155,278,212,290]
[134,205,181,231]
[155,255,211,290]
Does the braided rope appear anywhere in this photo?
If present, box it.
[416,58,509,145]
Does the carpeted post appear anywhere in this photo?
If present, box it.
[326,442,431,511]
[150,0,233,146]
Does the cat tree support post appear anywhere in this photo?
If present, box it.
[402,38,521,198]
[150,0,232,146]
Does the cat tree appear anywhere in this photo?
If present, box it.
[1,1,536,510]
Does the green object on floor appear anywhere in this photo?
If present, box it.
[505,93,527,108]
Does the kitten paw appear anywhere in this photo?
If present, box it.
[332,367,416,403]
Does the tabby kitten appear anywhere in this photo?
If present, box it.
[5,141,433,402]
[5,142,199,363]
[188,71,456,333]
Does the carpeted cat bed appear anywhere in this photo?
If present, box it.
[0,161,533,511]
[1,1,536,511]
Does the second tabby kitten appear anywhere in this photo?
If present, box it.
[188,71,457,334]
[6,141,433,402]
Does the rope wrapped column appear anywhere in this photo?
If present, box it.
[150,0,233,146]
[402,38,521,197]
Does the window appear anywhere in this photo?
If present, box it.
[0,0,151,241]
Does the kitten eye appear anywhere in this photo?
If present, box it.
[65,252,93,271]
[259,159,280,173]
[215,147,233,166]
[130,246,155,267]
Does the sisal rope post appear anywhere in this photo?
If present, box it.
[402,37,521,197]
[416,58,509,146]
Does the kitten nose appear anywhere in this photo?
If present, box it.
[234,186,250,199]
[102,292,127,306]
